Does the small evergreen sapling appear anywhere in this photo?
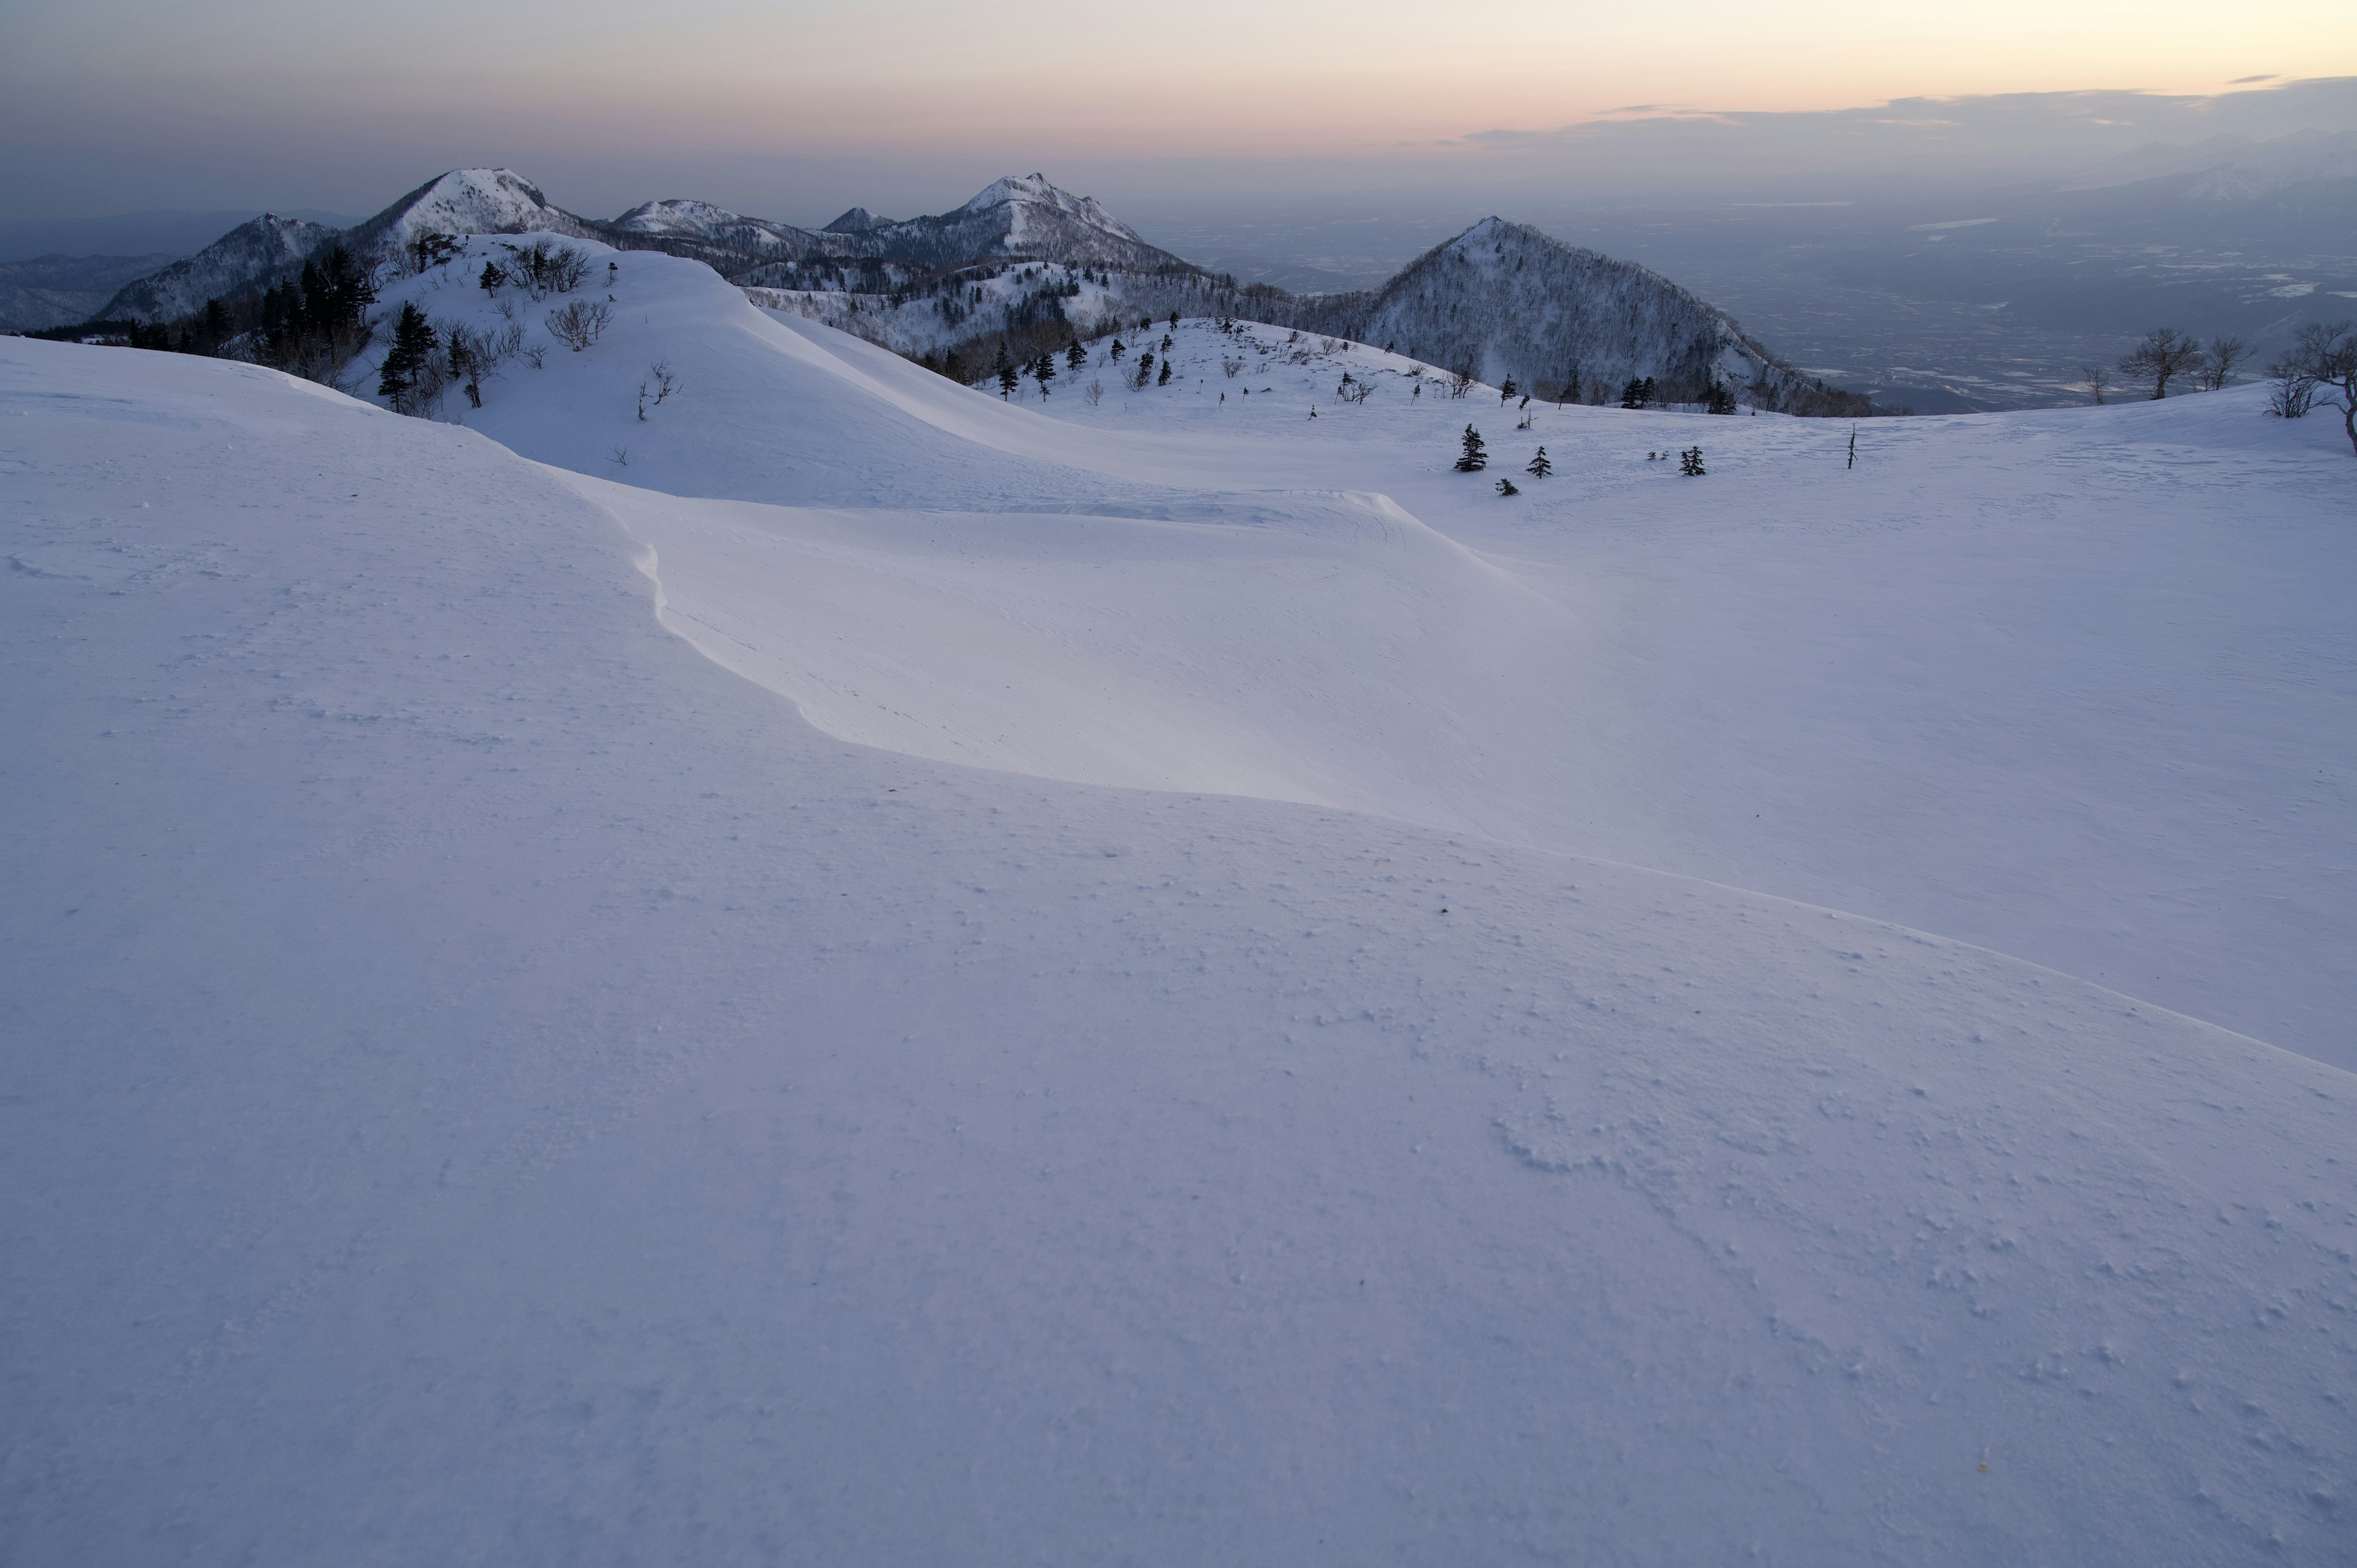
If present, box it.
[1527,447,1552,478]
[1157,358,1172,385]
[993,343,1017,399]
[1495,476,1519,496]
[1454,424,1487,471]
[1679,446,1705,476]
[1066,338,1087,372]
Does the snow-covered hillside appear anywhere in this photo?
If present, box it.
[7,224,2353,1562]
[99,212,339,322]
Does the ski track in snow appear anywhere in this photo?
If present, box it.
[3,236,2354,1565]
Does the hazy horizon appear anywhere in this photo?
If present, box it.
[6,0,2355,226]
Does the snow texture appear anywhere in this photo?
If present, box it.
[5,234,2355,1565]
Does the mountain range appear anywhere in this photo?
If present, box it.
[68,166,1868,412]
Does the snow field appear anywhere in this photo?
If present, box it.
[392,248,2351,1068]
[14,202,2357,1564]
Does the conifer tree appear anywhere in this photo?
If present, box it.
[1527,446,1552,478]
[1066,338,1086,371]
[1110,338,1126,362]
[993,343,1017,399]
[479,260,506,294]
[1454,424,1487,471]
[377,301,436,407]
[1032,352,1056,396]
[1620,377,1646,409]
[1496,476,1519,496]
[1499,378,1517,404]
[1157,358,1172,385]
[1680,446,1706,476]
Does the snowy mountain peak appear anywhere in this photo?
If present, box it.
[611,199,747,236]
[824,207,892,234]
[954,174,1146,243]
[347,168,597,259]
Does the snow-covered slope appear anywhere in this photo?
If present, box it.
[98,213,338,322]
[7,333,2355,1566]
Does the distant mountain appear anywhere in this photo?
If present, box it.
[850,174,1190,272]
[93,170,600,323]
[2068,128,2357,201]
[0,253,179,333]
[1274,218,1864,413]
[100,215,340,323]
[64,167,1868,412]
[617,176,1195,279]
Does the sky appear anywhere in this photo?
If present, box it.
[4,0,2355,225]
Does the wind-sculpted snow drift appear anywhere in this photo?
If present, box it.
[358,234,2357,1063]
[5,234,2353,1563]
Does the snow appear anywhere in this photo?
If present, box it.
[5,229,2355,1563]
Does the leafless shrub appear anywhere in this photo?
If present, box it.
[1221,357,1243,379]
[2078,364,2108,404]
[2266,361,2316,418]
[1085,379,1104,406]
[546,300,612,352]
[506,240,591,301]
[609,444,630,467]
[1449,367,1475,398]
[521,341,546,369]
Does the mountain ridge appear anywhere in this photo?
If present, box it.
[85,166,1873,412]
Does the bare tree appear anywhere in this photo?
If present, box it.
[2078,364,2109,405]
[2200,335,2250,392]
[2288,320,2357,454]
[2118,327,2202,399]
